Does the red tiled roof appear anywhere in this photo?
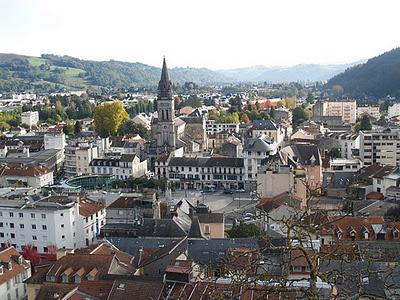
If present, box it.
[79,198,104,217]
[0,164,51,177]
[366,191,384,200]
[0,247,30,286]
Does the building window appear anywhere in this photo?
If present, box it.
[10,223,14,229]
[19,213,23,218]
[32,224,36,230]
[0,222,3,227]
[61,224,64,228]
[9,212,13,217]
[32,235,37,240]
[62,235,65,240]
[41,214,46,219]
[42,225,47,230]
[60,213,64,217]
[31,213,35,219]
[19,224,24,229]
[204,224,211,234]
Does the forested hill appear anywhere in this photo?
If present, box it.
[326,48,400,98]
[0,53,230,93]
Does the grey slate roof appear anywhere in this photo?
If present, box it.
[187,216,207,239]
[282,143,321,166]
[319,260,390,299]
[101,218,188,238]
[252,119,278,131]
[244,136,276,152]
[187,238,260,266]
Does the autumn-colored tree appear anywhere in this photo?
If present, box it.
[94,101,129,137]
[44,244,58,261]
[22,244,41,267]
[240,113,251,124]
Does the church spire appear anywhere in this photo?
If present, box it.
[157,57,173,100]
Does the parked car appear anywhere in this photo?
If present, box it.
[235,188,246,193]
[223,189,234,194]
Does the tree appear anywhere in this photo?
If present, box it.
[74,120,82,135]
[306,92,315,104]
[292,107,308,126]
[226,223,261,238]
[22,244,41,267]
[94,101,129,137]
[240,113,251,124]
[328,147,341,158]
[119,120,150,139]
[332,85,344,97]
[359,114,372,131]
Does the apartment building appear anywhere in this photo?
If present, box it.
[0,246,31,300]
[44,133,66,151]
[251,119,285,145]
[21,111,39,127]
[243,135,278,188]
[388,103,400,119]
[359,128,400,166]
[0,195,105,253]
[205,120,239,135]
[313,99,357,124]
[0,164,53,189]
[356,104,380,119]
[90,154,147,180]
[164,156,244,190]
[65,139,99,177]
[325,132,360,159]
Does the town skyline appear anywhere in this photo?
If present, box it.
[1,0,399,69]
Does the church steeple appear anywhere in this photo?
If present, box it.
[157,57,173,100]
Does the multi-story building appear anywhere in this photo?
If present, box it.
[90,154,147,180]
[357,104,380,119]
[325,132,360,159]
[0,246,31,300]
[0,164,53,189]
[313,99,357,124]
[243,135,278,189]
[205,120,239,135]
[44,133,66,151]
[65,139,99,177]
[359,128,400,167]
[388,103,400,119]
[164,156,244,190]
[251,119,285,145]
[0,195,105,253]
[21,111,39,128]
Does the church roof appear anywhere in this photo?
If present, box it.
[157,57,173,100]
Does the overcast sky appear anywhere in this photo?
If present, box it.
[0,0,399,69]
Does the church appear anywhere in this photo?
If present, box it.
[148,58,208,168]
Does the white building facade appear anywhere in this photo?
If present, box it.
[21,111,39,127]
[0,196,105,254]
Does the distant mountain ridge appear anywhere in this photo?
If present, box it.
[326,48,400,98]
[217,63,359,83]
[0,52,359,93]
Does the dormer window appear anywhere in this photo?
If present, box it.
[18,256,22,265]
[0,265,3,275]
[364,231,369,240]
[394,230,399,239]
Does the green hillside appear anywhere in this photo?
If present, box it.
[326,48,400,98]
[0,53,229,93]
